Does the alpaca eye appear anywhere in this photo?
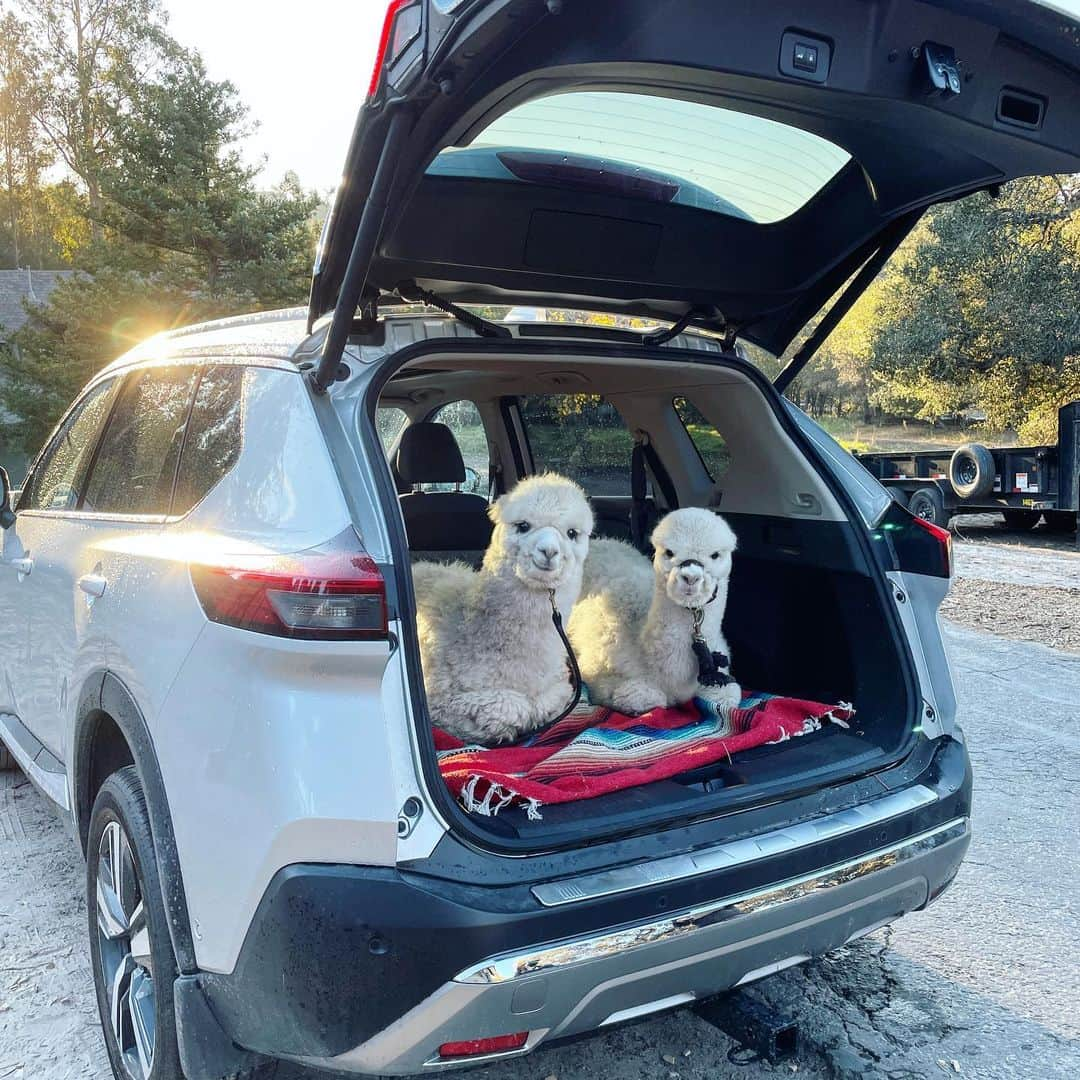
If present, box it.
[567,528,579,541]
[710,551,720,560]
[664,549,674,559]
[515,521,531,534]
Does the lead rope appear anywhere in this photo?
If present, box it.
[690,605,734,688]
[548,588,583,724]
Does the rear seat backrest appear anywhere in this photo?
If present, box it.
[395,421,492,566]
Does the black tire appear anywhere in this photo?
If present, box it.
[909,486,949,529]
[1043,510,1077,533]
[0,744,17,771]
[1002,509,1042,531]
[88,768,276,1080]
[948,443,996,499]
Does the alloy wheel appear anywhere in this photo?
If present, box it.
[96,819,156,1080]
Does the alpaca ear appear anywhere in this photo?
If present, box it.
[488,495,505,525]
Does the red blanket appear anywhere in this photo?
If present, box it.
[435,691,855,820]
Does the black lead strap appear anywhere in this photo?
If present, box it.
[548,589,583,724]
[691,591,734,688]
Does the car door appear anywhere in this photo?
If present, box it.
[0,377,119,743]
[44,364,202,751]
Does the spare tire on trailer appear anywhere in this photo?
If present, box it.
[949,443,996,499]
[909,486,949,529]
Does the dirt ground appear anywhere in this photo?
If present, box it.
[1,514,1078,1080]
[945,514,1080,653]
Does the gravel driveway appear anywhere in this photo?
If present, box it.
[2,528,1078,1080]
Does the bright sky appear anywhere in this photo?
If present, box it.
[164,1,386,194]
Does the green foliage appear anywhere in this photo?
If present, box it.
[0,0,320,457]
[870,177,1080,434]
[785,176,1080,444]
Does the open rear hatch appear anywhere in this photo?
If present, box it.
[317,0,1077,846]
[309,0,1080,389]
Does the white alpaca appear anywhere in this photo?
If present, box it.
[413,474,594,746]
[568,508,741,716]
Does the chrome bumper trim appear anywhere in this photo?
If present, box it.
[532,784,938,908]
[456,817,967,984]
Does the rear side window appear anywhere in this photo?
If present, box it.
[430,399,488,495]
[674,397,731,478]
[517,395,636,495]
[82,366,199,516]
[19,378,118,511]
[172,366,245,515]
[376,406,407,453]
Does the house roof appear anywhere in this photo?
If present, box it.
[0,270,74,339]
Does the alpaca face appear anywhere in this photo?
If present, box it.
[650,508,737,608]
[488,474,594,591]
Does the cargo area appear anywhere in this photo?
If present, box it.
[369,339,923,846]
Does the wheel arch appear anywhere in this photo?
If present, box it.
[74,670,198,973]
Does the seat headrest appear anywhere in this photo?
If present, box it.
[396,422,467,486]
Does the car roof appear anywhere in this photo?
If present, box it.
[99,308,315,376]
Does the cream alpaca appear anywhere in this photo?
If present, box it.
[568,508,741,715]
[412,474,594,746]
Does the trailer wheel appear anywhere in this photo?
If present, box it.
[1042,510,1076,533]
[909,487,949,528]
[1002,509,1042,531]
[949,443,996,499]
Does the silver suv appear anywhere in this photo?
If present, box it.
[4,1,1077,1077]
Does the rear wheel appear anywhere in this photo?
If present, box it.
[88,768,276,1080]
[909,487,949,529]
[1002,509,1042,531]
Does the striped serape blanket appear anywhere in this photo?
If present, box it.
[434,689,855,820]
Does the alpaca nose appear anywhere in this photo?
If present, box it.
[537,539,560,563]
[678,561,704,586]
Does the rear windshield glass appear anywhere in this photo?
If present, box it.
[517,394,637,496]
[429,91,851,224]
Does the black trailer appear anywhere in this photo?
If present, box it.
[854,401,1079,540]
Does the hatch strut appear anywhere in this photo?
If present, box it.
[313,109,413,393]
[642,305,721,347]
[396,282,512,339]
[772,211,921,395]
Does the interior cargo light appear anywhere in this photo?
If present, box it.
[438,1032,528,1058]
[368,0,421,100]
[190,530,388,640]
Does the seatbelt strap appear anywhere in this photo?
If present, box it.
[631,436,649,550]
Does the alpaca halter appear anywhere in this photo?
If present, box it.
[547,589,583,725]
[690,585,734,689]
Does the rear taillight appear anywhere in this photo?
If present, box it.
[190,530,388,640]
[438,1032,528,1059]
[368,0,422,100]
[873,503,953,578]
[910,513,953,578]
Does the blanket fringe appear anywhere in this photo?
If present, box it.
[460,774,543,820]
[766,703,855,745]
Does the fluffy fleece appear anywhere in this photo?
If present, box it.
[413,474,594,746]
[567,507,741,715]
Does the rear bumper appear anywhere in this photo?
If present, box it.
[304,817,969,1075]
[193,738,971,1074]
